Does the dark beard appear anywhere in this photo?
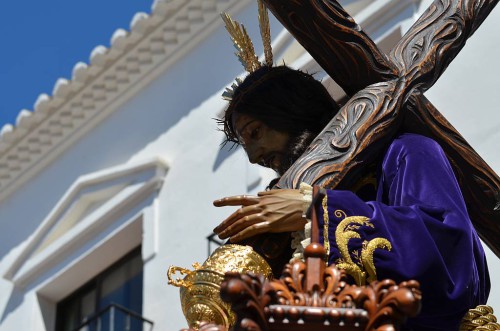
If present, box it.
[276,131,317,176]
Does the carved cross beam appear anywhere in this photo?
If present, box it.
[264,0,500,257]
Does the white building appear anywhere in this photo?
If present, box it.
[0,0,498,330]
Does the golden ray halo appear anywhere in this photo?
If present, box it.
[221,0,274,101]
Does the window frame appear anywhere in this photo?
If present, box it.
[55,247,143,331]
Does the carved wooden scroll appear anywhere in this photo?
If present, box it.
[265,0,500,257]
[215,243,421,331]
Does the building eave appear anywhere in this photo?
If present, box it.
[0,0,252,201]
[0,0,422,201]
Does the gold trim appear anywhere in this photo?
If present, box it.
[461,305,500,330]
[167,262,202,289]
[322,195,330,262]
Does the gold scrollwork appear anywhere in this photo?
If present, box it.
[167,263,202,289]
[334,214,392,285]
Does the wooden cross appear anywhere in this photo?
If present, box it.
[262,0,500,257]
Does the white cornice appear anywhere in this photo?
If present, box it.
[3,157,168,288]
[0,0,252,201]
[0,0,419,201]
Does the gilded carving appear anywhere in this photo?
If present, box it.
[168,245,273,329]
[321,195,330,262]
[210,244,422,330]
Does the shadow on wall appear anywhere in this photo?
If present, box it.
[212,142,241,172]
[0,286,24,324]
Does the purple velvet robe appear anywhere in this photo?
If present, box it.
[317,133,490,330]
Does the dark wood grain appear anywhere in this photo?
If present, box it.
[262,0,397,95]
[264,0,500,257]
[390,0,499,92]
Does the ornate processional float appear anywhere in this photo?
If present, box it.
[168,0,500,329]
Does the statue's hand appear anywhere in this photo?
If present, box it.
[213,189,307,243]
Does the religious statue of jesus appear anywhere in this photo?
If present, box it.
[211,1,497,329]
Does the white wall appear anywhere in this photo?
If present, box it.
[0,2,279,331]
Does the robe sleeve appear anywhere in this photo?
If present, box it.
[316,133,490,330]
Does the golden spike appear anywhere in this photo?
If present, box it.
[220,3,276,101]
[221,13,261,73]
[258,0,273,66]
[222,78,243,101]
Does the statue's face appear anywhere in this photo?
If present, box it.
[233,112,291,174]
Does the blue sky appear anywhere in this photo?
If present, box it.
[0,0,152,128]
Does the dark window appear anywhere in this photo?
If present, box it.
[56,247,150,331]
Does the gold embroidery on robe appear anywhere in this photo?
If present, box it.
[333,213,392,285]
[322,195,330,262]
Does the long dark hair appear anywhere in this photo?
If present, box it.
[219,66,340,146]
